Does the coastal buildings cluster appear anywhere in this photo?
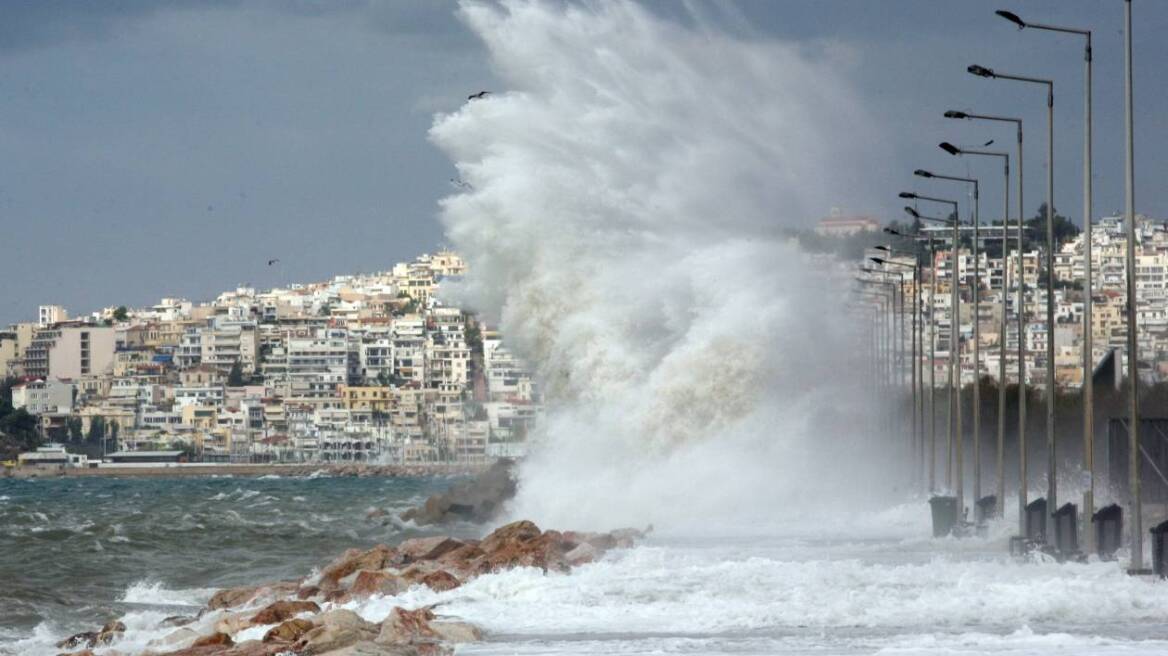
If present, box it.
[0,251,539,464]
[858,213,1168,388]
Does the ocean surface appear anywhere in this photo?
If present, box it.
[5,476,1168,655]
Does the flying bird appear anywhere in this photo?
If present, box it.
[267,259,280,266]
[467,90,490,101]
[449,178,473,191]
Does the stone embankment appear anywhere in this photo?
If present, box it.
[54,520,647,656]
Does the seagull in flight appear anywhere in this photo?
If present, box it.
[467,90,490,101]
[267,259,280,266]
[449,178,474,191]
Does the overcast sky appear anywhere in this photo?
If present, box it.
[2,0,1166,327]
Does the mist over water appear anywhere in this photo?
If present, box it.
[432,0,896,530]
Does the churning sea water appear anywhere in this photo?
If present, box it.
[5,477,1168,655]
[0,474,459,653]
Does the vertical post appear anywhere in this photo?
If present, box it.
[999,159,1009,517]
[953,216,963,515]
[1016,122,1028,535]
[930,234,938,492]
[1124,0,1142,572]
[1045,81,1057,542]
[1082,30,1095,552]
[972,181,981,510]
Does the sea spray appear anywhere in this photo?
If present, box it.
[431,0,898,530]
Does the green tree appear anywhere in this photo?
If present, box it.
[113,306,129,322]
[87,416,106,445]
[227,361,245,387]
[67,416,84,442]
[1026,203,1080,248]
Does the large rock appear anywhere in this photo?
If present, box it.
[56,620,124,650]
[564,542,598,566]
[350,570,408,598]
[429,621,482,643]
[206,582,298,611]
[249,599,320,625]
[418,570,461,593]
[190,632,234,648]
[478,520,541,554]
[324,642,452,656]
[376,607,438,644]
[397,536,465,562]
[320,545,398,588]
[296,624,378,655]
[263,618,315,643]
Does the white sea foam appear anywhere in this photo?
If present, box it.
[121,580,215,607]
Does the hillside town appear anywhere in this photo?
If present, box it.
[844,211,1168,388]
[0,251,539,466]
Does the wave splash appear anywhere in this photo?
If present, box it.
[432,0,894,530]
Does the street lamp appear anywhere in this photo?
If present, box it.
[945,109,1028,534]
[916,169,983,514]
[874,253,921,482]
[996,3,1098,553]
[895,218,942,492]
[903,192,962,515]
[968,62,1058,542]
[1123,0,1143,572]
[885,228,938,490]
[939,141,1011,520]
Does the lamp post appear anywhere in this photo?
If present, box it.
[874,253,920,476]
[903,192,960,513]
[997,2,1096,549]
[945,110,1027,531]
[939,142,1010,519]
[968,62,1058,541]
[858,278,899,438]
[1123,0,1142,572]
[916,169,983,514]
[894,220,941,491]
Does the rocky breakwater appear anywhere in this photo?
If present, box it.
[54,520,646,656]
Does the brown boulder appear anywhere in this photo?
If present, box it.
[564,542,599,566]
[418,570,461,593]
[56,620,125,650]
[191,632,234,648]
[249,599,320,625]
[263,618,315,643]
[207,585,262,610]
[397,536,465,562]
[479,520,541,553]
[350,570,408,598]
[297,585,321,600]
[375,607,438,644]
[320,545,398,588]
[430,620,482,643]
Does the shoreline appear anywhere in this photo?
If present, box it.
[1,461,492,480]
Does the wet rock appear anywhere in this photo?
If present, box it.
[375,607,438,644]
[397,536,465,562]
[160,615,197,628]
[429,621,482,643]
[320,545,398,588]
[564,542,598,566]
[248,599,319,625]
[56,620,124,650]
[207,585,262,610]
[191,632,234,648]
[262,618,314,643]
[296,623,378,655]
[418,570,461,593]
[350,570,408,598]
[478,520,541,554]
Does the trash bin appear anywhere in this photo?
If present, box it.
[1093,504,1123,560]
[1150,520,1168,578]
[929,495,958,537]
[1053,503,1078,557]
[976,495,997,523]
[1025,498,1047,543]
